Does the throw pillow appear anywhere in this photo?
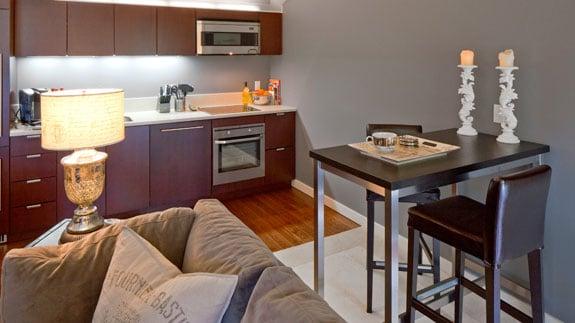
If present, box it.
[93,227,238,323]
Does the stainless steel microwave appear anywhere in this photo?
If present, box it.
[197,20,260,55]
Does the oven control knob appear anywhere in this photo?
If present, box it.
[227,131,231,135]
[248,128,252,132]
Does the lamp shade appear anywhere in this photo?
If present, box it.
[41,89,125,151]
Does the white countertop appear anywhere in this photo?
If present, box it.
[10,104,297,137]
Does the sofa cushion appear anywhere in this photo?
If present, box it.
[1,208,195,323]
[183,199,280,323]
[242,266,345,323]
[93,227,237,323]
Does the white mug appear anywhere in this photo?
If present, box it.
[366,132,397,152]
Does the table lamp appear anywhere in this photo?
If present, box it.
[41,89,125,243]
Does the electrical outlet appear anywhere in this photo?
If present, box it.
[493,104,504,124]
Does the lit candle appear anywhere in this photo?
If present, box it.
[498,49,515,67]
[460,50,475,66]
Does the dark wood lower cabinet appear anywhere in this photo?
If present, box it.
[265,147,295,186]
[106,126,150,217]
[150,121,212,208]
[0,147,9,240]
[10,202,56,241]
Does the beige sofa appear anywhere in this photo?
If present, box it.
[0,199,344,323]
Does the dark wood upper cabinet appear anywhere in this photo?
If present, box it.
[265,112,295,149]
[106,126,150,217]
[260,12,282,55]
[114,5,157,55]
[196,9,258,21]
[14,0,67,56]
[1,9,10,147]
[68,2,114,56]
[150,121,212,207]
[157,7,196,55]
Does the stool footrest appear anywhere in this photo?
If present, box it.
[412,299,452,323]
[372,260,435,274]
[460,277,532,323]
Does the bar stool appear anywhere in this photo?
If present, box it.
[365,124,442,313]
[404,165,551,323]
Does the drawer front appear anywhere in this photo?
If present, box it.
[10,153,57,182]
[10,134,48,157]
[265,112,295,149]
[10,202,57,235]
[11,177,57,207]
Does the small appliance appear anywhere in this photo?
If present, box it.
[19,88,48,125]
[197,20,260,55]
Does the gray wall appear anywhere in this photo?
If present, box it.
[271,0,575,321]
[13,55,270,98]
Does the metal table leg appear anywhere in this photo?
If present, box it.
[384,188,399,323]
[314,160,325,297]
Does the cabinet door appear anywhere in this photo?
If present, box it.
[68,2,114,56]
[157,7,196,55]
[115,5,157,55]
[260,12,282,55]
[196,9,258,21]
[0,147,8,239]
[106,126,150,217]
[265,146,295,186]
[14,0,67,56]
[150,121,211,207]
[57,151,106,221]
[1,10,10,146]
[265,112,295,149]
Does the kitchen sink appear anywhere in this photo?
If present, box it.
[197,105,260,115]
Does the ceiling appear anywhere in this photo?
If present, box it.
[59,0,281,11]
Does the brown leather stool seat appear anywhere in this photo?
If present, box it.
[408,196,485,259]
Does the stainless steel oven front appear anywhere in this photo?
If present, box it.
[213,123,265,185]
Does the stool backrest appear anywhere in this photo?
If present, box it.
[484,165,552,266]
[366,124,423,136]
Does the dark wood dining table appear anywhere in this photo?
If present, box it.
[309,129,549,323]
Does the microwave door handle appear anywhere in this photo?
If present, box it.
[215,135,261,145]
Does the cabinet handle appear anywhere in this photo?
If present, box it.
[26,204,42,210]
[276,147,286,152]
[161,126,204,133]
[26,154,41,159]
[26,135,41,139]
[276,112,285,116]
[26,179,42,184]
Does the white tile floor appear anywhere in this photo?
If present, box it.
[274,225,560,323]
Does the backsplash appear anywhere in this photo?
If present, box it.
[11,55,271,99]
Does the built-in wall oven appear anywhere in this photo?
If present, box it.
[213,124,265,185]
[197,20,260,55]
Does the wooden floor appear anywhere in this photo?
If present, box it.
[224,187,360,252]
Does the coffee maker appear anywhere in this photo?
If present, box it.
[19,88,47,125]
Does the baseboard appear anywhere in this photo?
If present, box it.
[291,179,564,323]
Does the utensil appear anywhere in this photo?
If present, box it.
[366,132,397,152]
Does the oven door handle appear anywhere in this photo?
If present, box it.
[214,135,262,145]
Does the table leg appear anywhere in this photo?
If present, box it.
[314,160,325,297]
[384,188,399,323]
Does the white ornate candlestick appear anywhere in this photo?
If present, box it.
[457,65,478,136]
[495,66,520,144]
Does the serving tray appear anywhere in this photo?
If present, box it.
[349,137,460,165]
